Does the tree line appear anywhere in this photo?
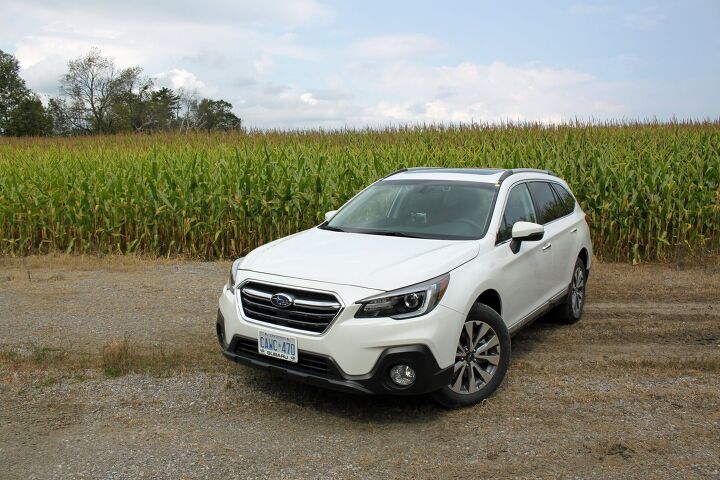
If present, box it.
[0,47,242,136]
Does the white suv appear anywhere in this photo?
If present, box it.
[217,168,592,407]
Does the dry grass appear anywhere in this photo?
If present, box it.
[0,337,220,380]
[100,337,218,377]
[609,356,720,373]
[0,252,204,272]
[1,257,719,478]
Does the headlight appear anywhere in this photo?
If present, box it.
[227,258,243,294]
[355,274,450,319]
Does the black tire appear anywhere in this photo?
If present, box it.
[552,257,587,324]
[431,303,511,408]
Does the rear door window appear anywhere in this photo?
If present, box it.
[527,182,565,224]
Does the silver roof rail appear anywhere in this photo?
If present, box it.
[497,168,556,184]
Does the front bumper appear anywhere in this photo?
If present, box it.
[219,327,453,395]
[219,271,464,377]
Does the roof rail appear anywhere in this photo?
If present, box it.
[380,168,408,180]
[382,167,555,183]
[497,168,556,184]
[380,167,442,180]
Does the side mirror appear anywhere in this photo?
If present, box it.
[510,221,544,254]
[324,210,338,222]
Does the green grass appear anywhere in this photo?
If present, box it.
[1,121,718,261]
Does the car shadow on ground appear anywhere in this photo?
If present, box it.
[240,367,446,424]
[510,312,570,361]
[232,313,572,422]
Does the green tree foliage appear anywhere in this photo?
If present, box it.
[48,48,242,135]
[46,98,74,136]
[59,47,145,134]
[0,49,52,136]
[149,87,181,130]
[193,98,242,131]
[112,78,155,132]
[1,46,244,136]
[5,96,53,136]
[0,49,29,133]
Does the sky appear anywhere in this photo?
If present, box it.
[1,0,719,129]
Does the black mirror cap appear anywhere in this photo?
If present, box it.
[522,231,544,242]
[511,230,544,242]
[509,231,544,254]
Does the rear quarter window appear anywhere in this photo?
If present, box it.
[550,183,576,216]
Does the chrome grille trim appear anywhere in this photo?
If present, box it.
[242,287,272,300]
[242,287,341,310]
[293,298,342,310]
[238,281,343,334]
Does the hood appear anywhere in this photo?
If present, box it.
[240,227,479,291]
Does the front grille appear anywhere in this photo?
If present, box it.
[233,336,336,377]
[239,281,342,334]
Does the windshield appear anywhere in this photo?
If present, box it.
[322,180,498,240]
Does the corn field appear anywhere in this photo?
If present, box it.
[1,121,718,261]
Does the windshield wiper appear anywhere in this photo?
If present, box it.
[363,230,427,239]
[318,224,346,232]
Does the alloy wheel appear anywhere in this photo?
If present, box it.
[571,267,585,317]
[450,320,501,394]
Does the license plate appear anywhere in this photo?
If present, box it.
[258,330,298,363]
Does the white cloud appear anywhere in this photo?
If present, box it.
[6,0,331,28]
[2,0,714,128]
[569,3,610,15]
[300,93,318,106]
[226,0,332,26]
[40,21,121,40]
[612,54,641,67]
[350,34,441,58]
[308,89,353,101]
[8,1,324,100]
[154,69,208,93]
[350,61,621,125]
[254,55,274,74]
[264,33,322,61]
[14,34,143,96]
[15,35,138,69]
[624,7,665,30]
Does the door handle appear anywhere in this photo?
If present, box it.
[570,227,578,233]
[542,244,552,251]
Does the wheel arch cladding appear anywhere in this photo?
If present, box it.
[578,248,589,269]
[475,289,502,316]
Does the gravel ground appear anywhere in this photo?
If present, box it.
[1,255,719,479]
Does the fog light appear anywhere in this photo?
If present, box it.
[389,364,416,386]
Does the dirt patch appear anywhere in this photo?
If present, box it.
[1,256,719,479]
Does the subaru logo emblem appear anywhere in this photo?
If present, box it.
[270,293,294,309]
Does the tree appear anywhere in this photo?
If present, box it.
[0,49,31,134]
[5,96,52,136]
[111,77,155,132]
[58,47,143,134]
[193,99,242,131]
[46,98,73,136]
[4,46,244,136]
[148,87,180,131]
[175,87,199,132]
